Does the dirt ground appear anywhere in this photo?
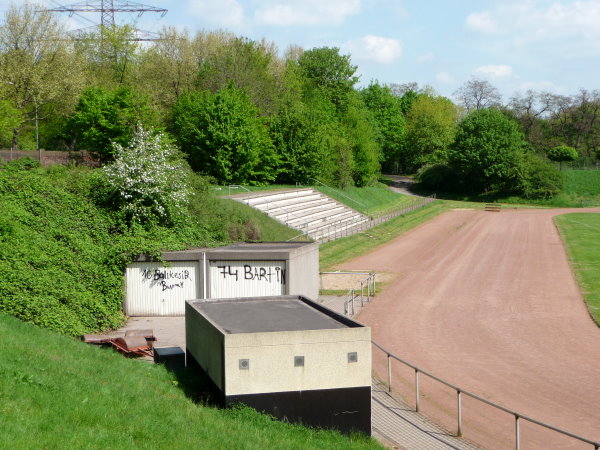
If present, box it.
[340,207,600,449]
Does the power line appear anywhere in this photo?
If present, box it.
[46,0,167,40]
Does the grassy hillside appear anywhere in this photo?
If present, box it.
[555,213,600,325]
[562,170,600,198]
[0,160,299,336]
[0,313,379,449]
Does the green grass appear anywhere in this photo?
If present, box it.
[562,170,600,197]
[313,184,415,216]
[320,200,442,269]
[213,197,306,242]
[0,313,380,449]
[555,213,600,326]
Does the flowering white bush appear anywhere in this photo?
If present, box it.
[103,126,191,225]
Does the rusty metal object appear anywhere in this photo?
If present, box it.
[81,330,155,357]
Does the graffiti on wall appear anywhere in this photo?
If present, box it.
[215,264,286,285]
[141,267,193,291]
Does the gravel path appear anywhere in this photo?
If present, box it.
[340,208,600,449]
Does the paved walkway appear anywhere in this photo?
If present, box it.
[371,379,482,450]
[114,296,482,449]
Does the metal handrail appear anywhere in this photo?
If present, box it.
[372,340,600,449]
[316,194,436,244]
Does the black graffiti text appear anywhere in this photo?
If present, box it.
[243,265,285,284]
[217,265,239,281]
[142,268,191,291]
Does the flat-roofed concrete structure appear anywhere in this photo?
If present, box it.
[185,295,372,435]
[125,242,318,316]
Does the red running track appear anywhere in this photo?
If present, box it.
[341,208,600,449]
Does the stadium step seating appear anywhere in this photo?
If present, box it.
[231,188,370,242]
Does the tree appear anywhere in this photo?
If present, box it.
[172,84,278,185]
[103,126,191,226]
[360,82,406,173]
[0,3,85,149]
[75,24,140,87]
[136,27,198,120]
[548,144,578,169]
[297,47,359,113]
[0,98,21,148]
[454,78,502,113]
[270,98,336,184]
[67,86,155,161]
[448,108,527,193]
[343,97,381,186]
[404,94,457,172]
[197,36,280,115]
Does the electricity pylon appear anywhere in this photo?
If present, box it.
[47,0,167,41]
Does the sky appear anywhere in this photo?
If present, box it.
[4,0,600,102]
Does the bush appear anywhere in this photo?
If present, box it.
[103,126,192,227]
[416,163,455,191]
[517,152,563,199]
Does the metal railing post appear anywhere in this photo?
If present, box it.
[457,390,463,437]
[387,354,392,392]
[360,281,364,306]
[515,415,520,450]
[415,369,420,412]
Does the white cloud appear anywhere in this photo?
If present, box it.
[466,2,600,43]
[417,52,434,63]
[465,11,499,34]
[435,71,455,85]
[255,0,360,26]
[185,0,245,28]
[475,64,513,78]
[342,35,402,64]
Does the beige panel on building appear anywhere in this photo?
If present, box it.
[125,262,200,316]
[209,260,286,299]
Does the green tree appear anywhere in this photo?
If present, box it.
[297,47,359,113]
[0,98,21,147]
[448,108,528,193]
[172,84,278,185]
[136,27,198,121]
[67,86,155,161]
[404,94,457,172]
[270,98,336,184]
[360,82,406,173]
[75,24,140,87]
[342,97,381,186]
[547,144,578,169]
[197,37,280,115]
[0,3,85,149]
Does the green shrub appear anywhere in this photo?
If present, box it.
[0,160,209,335]
[416,163,455,191]
[518,152,563,199]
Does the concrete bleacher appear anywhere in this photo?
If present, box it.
[232,188,370,242]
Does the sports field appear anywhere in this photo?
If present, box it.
[340,207,600,448]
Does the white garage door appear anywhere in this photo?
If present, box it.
[125,262,200,316]
[209,260,286,299]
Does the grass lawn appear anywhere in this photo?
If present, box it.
[555,213,600,326]
[313,185,417,216]
[562,170,600,197]
[0,313,380,449]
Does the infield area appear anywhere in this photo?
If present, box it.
[341,207,600,448]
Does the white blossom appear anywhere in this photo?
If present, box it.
[103,126,191,225]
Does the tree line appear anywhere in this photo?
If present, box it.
[1,3,598,197]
